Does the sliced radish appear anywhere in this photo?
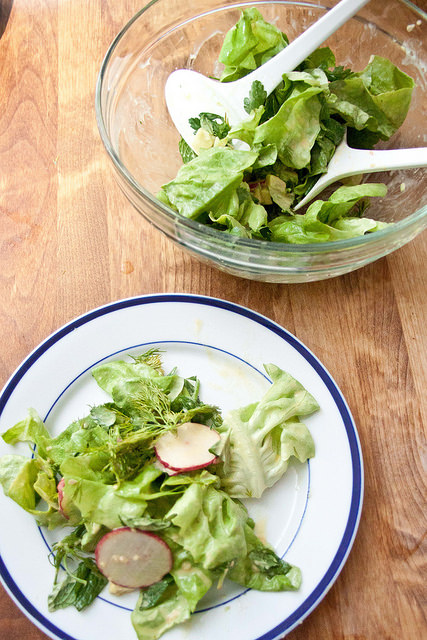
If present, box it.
[57,478,68,519]
[155,422,220,472]
[95,528,172,589]
[57,477,82,524]
[154,459,180,476]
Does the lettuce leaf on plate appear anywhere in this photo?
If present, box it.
[62,476,148,530]
[214,364,318,499]
[48,419,111,468]
[0,454,65,529]
[164,479,302,595]
[170,548,213,611]
[92,358,185,407]
[2,407,51,458]
[61,464,187,530]
[131,583,192,640]
[131,501,216,640]
[228,524,301,591]
[166,482,249,569]
[0,455,40,511]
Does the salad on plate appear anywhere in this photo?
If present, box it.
[0,349,320,640]
[158,8,415,243]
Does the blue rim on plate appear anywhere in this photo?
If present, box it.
[0,294,363,640]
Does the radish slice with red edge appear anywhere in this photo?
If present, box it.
[95,528,172,589]
[57,478,68,519]
[57,477,81,524]
[154,459,180,476]
[155,422,220,472]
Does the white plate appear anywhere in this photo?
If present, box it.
[0,294,363,640]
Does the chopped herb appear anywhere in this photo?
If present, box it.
[244,80,267,113]
[189,112,231,139]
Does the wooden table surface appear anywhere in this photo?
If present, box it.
[0,1,426,639]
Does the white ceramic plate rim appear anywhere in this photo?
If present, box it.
[0,294,363,640]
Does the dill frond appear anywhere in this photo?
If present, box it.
[87,365,223,484]
[131,349,164,374]
[104,382,179,482]
[131,379,177,427]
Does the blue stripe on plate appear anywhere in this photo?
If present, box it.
[0,294,363,640]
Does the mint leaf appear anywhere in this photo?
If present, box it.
[244,80,267,114]
[249,548,292,576]
[139,575,174,609]
[48,559,107,612]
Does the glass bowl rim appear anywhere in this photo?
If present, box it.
[95,0,427,256]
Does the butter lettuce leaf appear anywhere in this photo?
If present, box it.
[269,183,389,243]
[48,420,110,467]
[132,585,191,640]
[132,538,214,639]
[159,147,258,220]
[228,524,301,591]
[0,454,39,511]
[62,476,147,529]
[0,454,66,529]
[301,46,337,72]
[304,182,388,223]
[327,55,415,140]
[253,86,323,169]
[60,464,181,529]
[166,482,249,569]
[228,106,265,146]
[2,408,51,459]
[214,364,318,498]
[170,548,213,611]
[218,7,288,83]
[92,358,184,407]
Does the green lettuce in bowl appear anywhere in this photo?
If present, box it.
[158,7,415,244]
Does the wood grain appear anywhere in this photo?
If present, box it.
[0,1,426,639]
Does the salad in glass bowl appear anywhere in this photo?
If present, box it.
[96,0,427,281]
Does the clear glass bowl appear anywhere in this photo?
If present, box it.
[96,0,427,283]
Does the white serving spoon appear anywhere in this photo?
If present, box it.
[293,135,427,210]
[165,0,370,149]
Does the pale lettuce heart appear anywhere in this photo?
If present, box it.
[214,364,318,498]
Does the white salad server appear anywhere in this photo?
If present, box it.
[294,134,427,209]
[165,0,370,150]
